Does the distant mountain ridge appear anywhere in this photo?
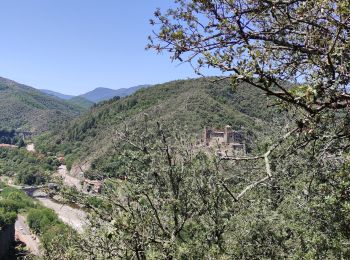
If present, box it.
[40,89,74,100]
[38,85,151,103]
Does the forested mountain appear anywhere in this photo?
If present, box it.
[39,89,94,109]
[0,77,85,132]
[2,0,349,257]
[37,77,280,175]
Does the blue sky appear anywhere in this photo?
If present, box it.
[0,1,213,95]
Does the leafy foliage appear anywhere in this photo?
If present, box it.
[0,209,16,229]
[27,208,63,234]
[74,123,238,258]
[30,78,350,258]
[149,0,350,116]
[66,121,350,259]
[144,3,350,257]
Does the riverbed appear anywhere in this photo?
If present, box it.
[33,196,88,233]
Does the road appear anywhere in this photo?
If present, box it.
[15,215,41,256]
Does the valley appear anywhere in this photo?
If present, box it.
[1,76,277,257]
[35,77,277,182]
[1,1,349,258]
[0,0,350,260]
[34,197,87,233]
[0,76,349,259]
[2,173,87,233]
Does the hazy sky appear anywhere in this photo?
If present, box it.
[0,1,212,95]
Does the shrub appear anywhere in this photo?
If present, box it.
[27,208,61,234]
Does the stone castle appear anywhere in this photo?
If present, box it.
[203,125,246,157]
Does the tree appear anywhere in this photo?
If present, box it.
[77,122,242,259]
[66,118,350,258]
[145,1,350,257]
[148,0,350,204]
[148,0,350,139]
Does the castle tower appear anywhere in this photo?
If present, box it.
[224,125,232,145]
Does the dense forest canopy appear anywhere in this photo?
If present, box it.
[0,147,59,185]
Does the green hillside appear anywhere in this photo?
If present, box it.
[0,77,86,132]
[37,77,280,175]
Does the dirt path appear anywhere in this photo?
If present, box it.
[57,165,83,191]
[15,215,41,256]
[35,197,87,233]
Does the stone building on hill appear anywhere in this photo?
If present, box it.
[203,125,246,157]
